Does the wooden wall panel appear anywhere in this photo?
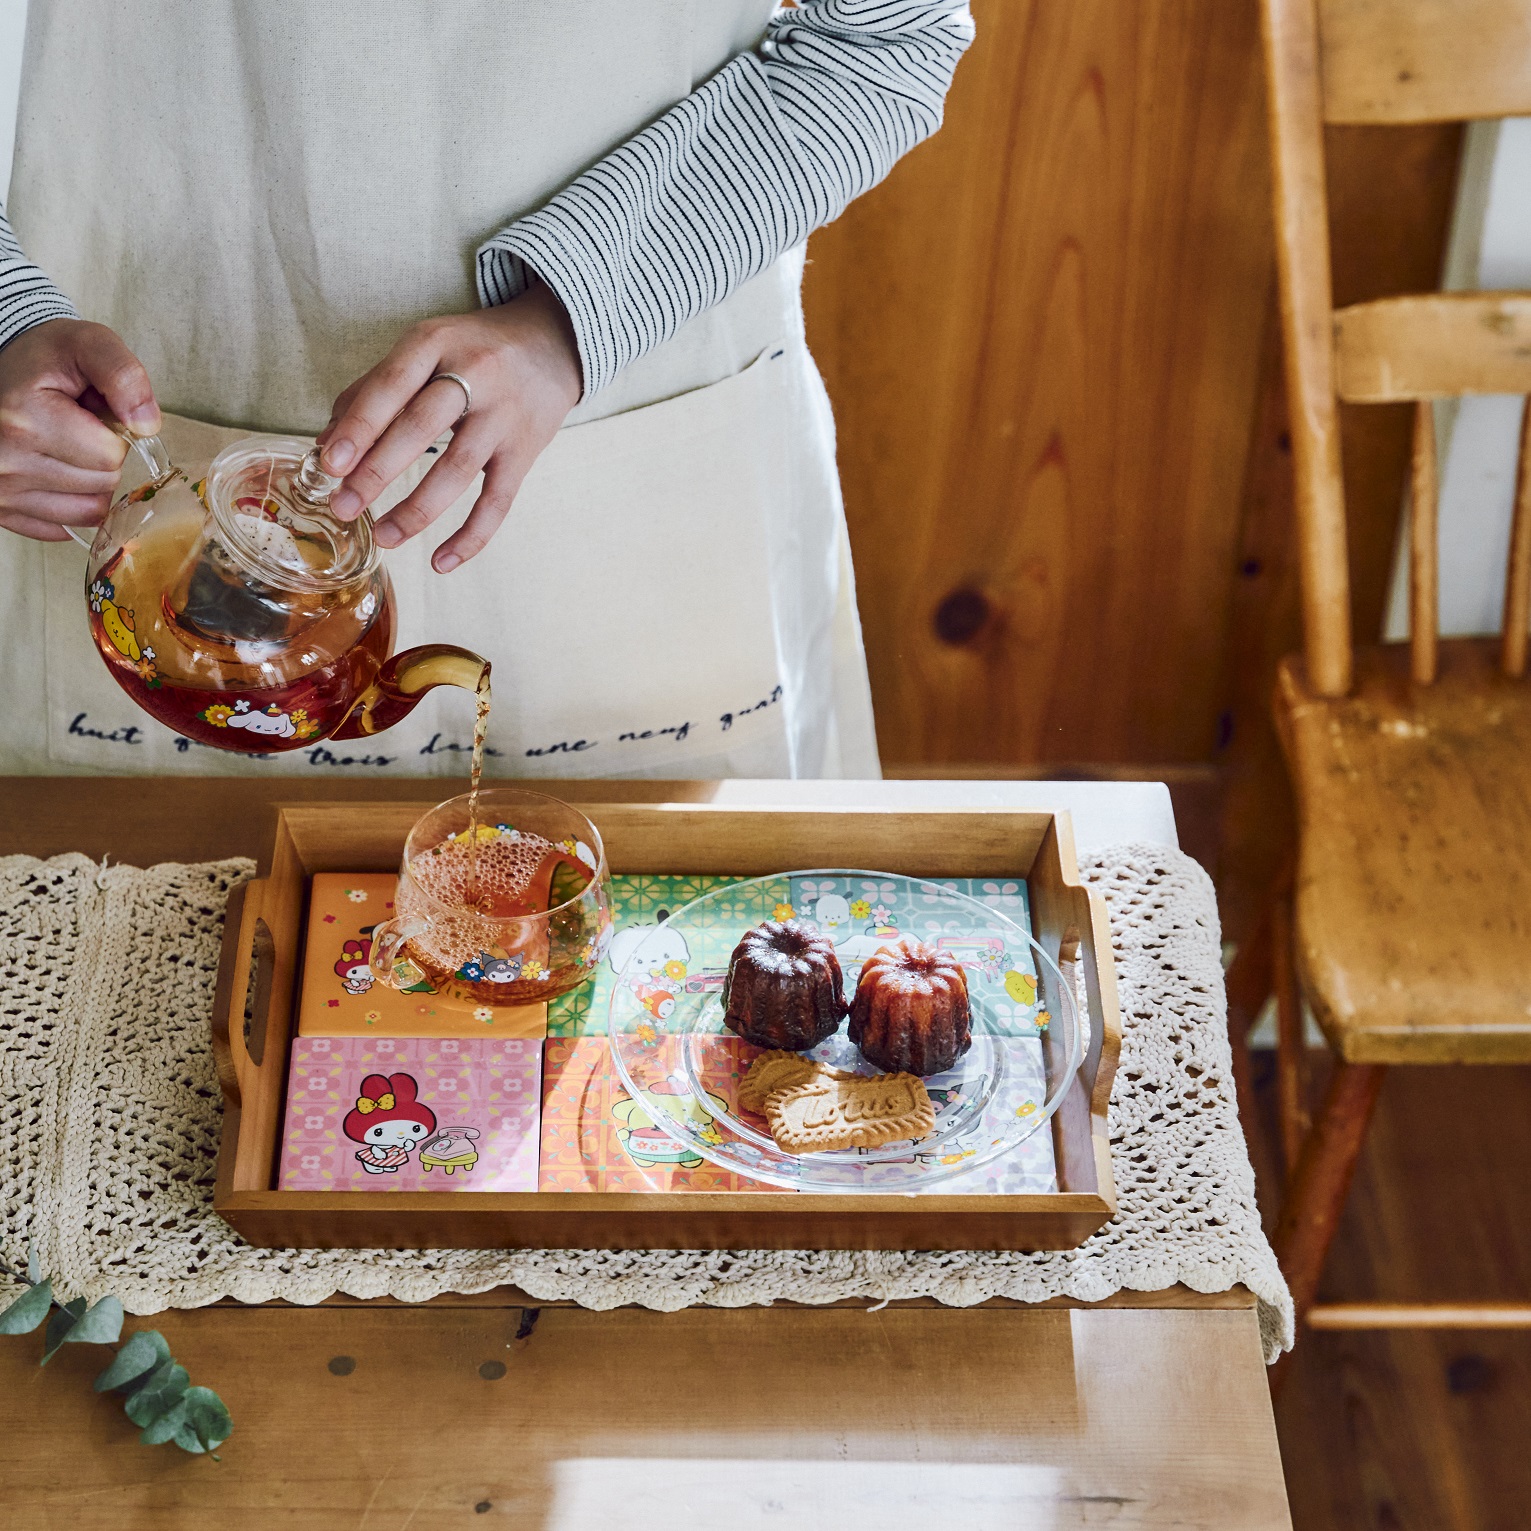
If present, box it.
[802,0,1274,767]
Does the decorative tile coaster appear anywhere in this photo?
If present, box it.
[538,1036,779,1191]
[536,1032,1055,1195]
[279,1036,542,1191]
[783,874,1047,1037]
[546,872,1044,1042]
[297,873,546,1039]
[922,1037,1056,1194]
[547,874,787,1036]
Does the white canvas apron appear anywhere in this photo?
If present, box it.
[0,0,880,780]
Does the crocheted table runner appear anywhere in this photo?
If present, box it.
[0,845,1293,1360]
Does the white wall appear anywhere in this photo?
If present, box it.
[0,0,25,204]
[1383,119,1531,641]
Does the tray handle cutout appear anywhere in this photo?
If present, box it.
[210,877,276,1108]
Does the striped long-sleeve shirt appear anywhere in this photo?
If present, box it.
[0,1,974,397]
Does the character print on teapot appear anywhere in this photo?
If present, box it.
[197,697,322,740]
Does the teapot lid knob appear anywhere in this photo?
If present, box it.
[292,447,343,508]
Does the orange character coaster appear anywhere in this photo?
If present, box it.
[538,1036,782,1192]
[297,873,546,1039]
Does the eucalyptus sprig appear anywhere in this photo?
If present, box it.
[0,1250,232,1455]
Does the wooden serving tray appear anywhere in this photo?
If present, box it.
[210,801,1121,1251]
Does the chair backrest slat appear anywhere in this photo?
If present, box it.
[1266,0,1531,694]
[1503,406,1531,678]
[1335,295,1531,403]
[1263,0,1355,697]
[1409,402,1439,684]
[1320,0,1531,124]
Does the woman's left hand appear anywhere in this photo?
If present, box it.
[317,281,582,572]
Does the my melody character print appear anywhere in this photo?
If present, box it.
[334,934,374,996]
[342,1072,436,1173]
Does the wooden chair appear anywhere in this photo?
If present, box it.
[1258,0,1531,1343]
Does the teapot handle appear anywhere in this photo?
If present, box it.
[63,427,176,552]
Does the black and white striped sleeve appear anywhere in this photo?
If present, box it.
[476,0,975,398]
[0,203,78,351]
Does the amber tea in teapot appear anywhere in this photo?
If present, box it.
[82,433,486,751]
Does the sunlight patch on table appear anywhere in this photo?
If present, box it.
[545,1457,1065,1530]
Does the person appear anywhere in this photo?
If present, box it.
[0,1,974,779]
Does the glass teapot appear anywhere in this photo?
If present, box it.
[76,431,487,753]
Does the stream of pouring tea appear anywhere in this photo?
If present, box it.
[465,666,493,906]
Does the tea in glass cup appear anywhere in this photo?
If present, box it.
[368,788,612,1007]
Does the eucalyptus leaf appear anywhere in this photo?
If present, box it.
[40,1298,87,1363]
[95,1329,170,1393]
[138,1394,191,1447]
[26,1247,40,1287]
[64,1296,124,1347]
[123,1359,189,1426]
[0,1278,53,1335]
[174,1387,233,1453]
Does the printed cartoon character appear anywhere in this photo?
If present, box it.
[88,576,161,685]
[631,983,676,1021]
[483,953,524,984]
[558,836,599,872]
[612,1079,727,1169]
[810,892,854,942]
[460,950,523,984]
[609,918,690,1019]
[1004,969,1038,1006]
[341,1072,436,1174]
[608,919,690,980]
[335,936,374,996]
[198,697,320,740]
[808,891,897,964]
[419,1127,481,1176]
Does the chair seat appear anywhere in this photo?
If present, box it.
[1277,639,1531,1064]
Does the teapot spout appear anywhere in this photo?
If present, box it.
[332,644,489,740]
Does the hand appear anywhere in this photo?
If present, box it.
[318,282,582,572]
[0,318,160,542]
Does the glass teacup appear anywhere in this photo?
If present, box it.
[368,788,612,1008]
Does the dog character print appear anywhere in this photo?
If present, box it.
[342,1072,436,1174]
[608,917,691,1021]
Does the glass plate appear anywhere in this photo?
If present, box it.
[607,870,1082,1192]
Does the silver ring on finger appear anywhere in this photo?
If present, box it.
[430,371,472,424]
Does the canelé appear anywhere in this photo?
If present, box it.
[722,920,846,1051]
[848,938,971,1076]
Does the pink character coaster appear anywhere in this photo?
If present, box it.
[279,1036,541,1192]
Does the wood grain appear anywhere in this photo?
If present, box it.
[1277,641,1531,1063]
[1214,122,1462,950]
[1271,1060,1385,1333]
[1255,1060,1531,1529]
[1335,293,1531,402]
[1309,1303,1531,1329]
[1501,402,1531,678]
[211,797,1119,1251]
[0,1307,1291,1530]
[802,0,1273,766]
[1408,398,1438,684]
[1262,0,1354,697]
[1319,0,1531,124]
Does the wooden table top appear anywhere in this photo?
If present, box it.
[0,775,1290,1529]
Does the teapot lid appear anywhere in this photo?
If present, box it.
[206,437,378,594]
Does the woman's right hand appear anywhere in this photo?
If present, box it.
[0,318,160,542]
